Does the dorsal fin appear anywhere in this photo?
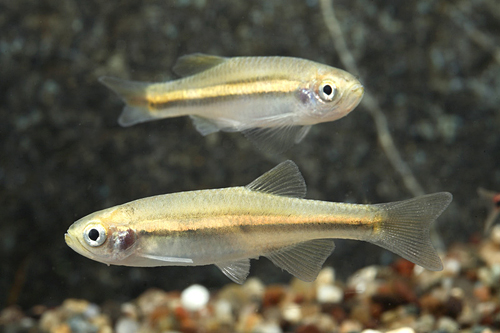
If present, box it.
[245,160,306,198]
[173,53,228,77]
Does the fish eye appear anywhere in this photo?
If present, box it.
[318,81,337,102]
[83,224,107,247]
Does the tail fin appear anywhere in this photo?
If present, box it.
[99,76,155,127]
[371,192,452,271]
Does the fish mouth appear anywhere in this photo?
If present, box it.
[344,84,364,111]
[65,232,81,254]
[351,84,364,96]
[65,233,74,247]
[65,232,93,257]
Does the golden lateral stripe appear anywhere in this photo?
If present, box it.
[147,79,300,106]
[138,213,379,236]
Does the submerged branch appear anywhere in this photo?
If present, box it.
[447,4,500,65]
[319,0,425,197]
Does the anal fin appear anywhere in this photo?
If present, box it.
[215,259,250,284]
[265,239,335,282]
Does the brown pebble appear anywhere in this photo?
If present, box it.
[480,241,500,266]
[339,319,362,333]
[263,285,286,308]
[474,284,491,302]
[329,305,347,323]
[351,302,373,326]
[52,323,71,333]
[61,299,90,314]
[370,302,384,320]
[394,279,417,303]
[149,305,171,324]
[0,306,25,323]
[296,323,321,333]
[392,259,415,278]
[420,294,444,316]
[444,296,463,319]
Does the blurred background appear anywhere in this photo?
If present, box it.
[1,0,498,309]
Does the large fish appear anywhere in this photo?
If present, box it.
[99,54,364,152]
[65,161,451,283]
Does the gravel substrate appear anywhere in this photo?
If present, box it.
[2,0,500,329]
[2,226,499,332]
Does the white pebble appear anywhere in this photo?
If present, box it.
[282,304,301,323]
[115,317,139,333]
[443,258,461,276]
[491,264,500,283]
[386,328,415,333]
[491,225,500,245]
[214,299,233,324]
[243,277,265,300]
[316,267,335,285]
[252,322,282,333]
[316,284,343,304]
[437,316,459,332]
[181,284,210,311]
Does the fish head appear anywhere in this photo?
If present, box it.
[300,66,364,123]
[65,206,138,265]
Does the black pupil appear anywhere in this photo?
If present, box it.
[88,228,100,241]
[323,85,333,96]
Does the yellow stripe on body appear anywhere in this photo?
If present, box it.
[146,79,301,111]
[138,211,381,237]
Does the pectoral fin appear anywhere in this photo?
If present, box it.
[265,239,336,282]
[189,115,221,136]
[242,125,312,154]
[140,253,194,264]
[215,259,251,284]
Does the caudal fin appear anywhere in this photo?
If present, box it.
[371,192,452,271]
[99,76,156,127]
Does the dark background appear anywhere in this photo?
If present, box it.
[1,0,498,309]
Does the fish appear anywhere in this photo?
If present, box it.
[478,187,500,233]
[65,161,452,284]
[99,54,364,152]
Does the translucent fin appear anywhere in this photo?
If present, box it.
[173,53,228,77]
[242,125,312,154]
[246,160,306,199]
[371,192,453,271]
[140,253,194,264]
[99,76,155,127]
[294,125,312,143]
[478,187,500,233]
[265,239,336,282]
[215,259,250,284]
[189,115,221,136]
[483,209,500,235]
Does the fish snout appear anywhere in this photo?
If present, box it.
[352,84,364,97]
[64,232,73,246]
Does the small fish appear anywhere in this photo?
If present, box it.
[65,161,451,284]
[478,187,500,233]
[99,54,364,152]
